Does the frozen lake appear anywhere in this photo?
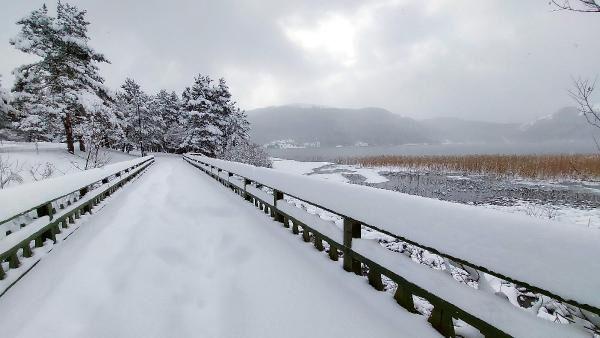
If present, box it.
[268,141,599,161]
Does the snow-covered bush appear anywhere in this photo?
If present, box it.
[220,140,272,168]
[0,155,24,189]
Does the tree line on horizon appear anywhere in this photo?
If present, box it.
[0,2,270,167]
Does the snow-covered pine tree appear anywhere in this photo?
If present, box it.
[55,2,111,152]
[145,90,170,152]
[180,75,223,156]
[10,6,58,142]
[211,78,249,151]
[148,90,183,152]
[0,75,14,130]
[10,2,110,153]
[222,105,250,148]
[116,78,150,155]
[152,90,180,126]
[98,96,126,150]
[11,64,60,142]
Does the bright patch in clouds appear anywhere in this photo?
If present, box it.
[225,67,283,109]
[281,14,359,67]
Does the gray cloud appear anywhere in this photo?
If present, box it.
[1,0,599,122]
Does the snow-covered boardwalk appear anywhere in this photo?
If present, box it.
[0,156,438,338]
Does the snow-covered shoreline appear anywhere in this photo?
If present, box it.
[271,158,600,229]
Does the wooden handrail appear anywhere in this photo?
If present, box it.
[0,156,154,226]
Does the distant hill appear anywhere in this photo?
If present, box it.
[247,105,600,147]
[248,105,432,147]
[517,107,598,142]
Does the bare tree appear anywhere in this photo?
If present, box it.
[71,98,114,171]
[551,0,600,12]
[70,139,111,171]
[0,155,24,189]
[569,77,600,128]
[29,162,55,181]
[552,1,600,152]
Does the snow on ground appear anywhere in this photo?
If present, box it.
[271,158,329,175]
[271,158,388,184]
[0,142,138,186]
[0,156,438,338]
[482,200,600,230]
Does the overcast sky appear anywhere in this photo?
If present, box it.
[1,0,599,122]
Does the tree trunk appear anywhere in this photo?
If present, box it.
[64,113,75,154]
[79,138,86,152]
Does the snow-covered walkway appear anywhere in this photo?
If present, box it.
[0,156,437,338]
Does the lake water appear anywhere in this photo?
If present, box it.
[268,141,599,161]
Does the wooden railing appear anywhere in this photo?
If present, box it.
[0,156,154,285]
[184,154,597,338]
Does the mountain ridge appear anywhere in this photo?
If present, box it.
[247,105,599,147]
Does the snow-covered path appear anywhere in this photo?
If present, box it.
[0,156,437,338]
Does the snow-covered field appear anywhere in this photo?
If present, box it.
[0,142,138,187]
[271,158,600,229]
[272,158,389,184]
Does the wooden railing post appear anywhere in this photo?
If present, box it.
[343,217,362,275]
[22,243,33,258]
[428,303,456,337]
[394,282,417,313]
[36,202,54,220]
[314,234,324,251]
[80,186,89,198]
[243,179,252,201]
[302,224,311,242]
[273,190,285,223]
[328,243,339,261]
[8,252,20,269]
[282,215,290,228]
[368,264,384,291]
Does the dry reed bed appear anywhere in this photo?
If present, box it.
[336,154,600,180]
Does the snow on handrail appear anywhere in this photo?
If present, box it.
[185,154,600,315]
[0,156,154,225]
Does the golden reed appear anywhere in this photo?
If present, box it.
[336,154,600,180]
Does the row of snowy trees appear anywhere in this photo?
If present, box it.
[1,2,268,165]
[108,76,251,156]
[0,76,12,130]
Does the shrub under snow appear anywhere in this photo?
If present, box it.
[220,141,272,168]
